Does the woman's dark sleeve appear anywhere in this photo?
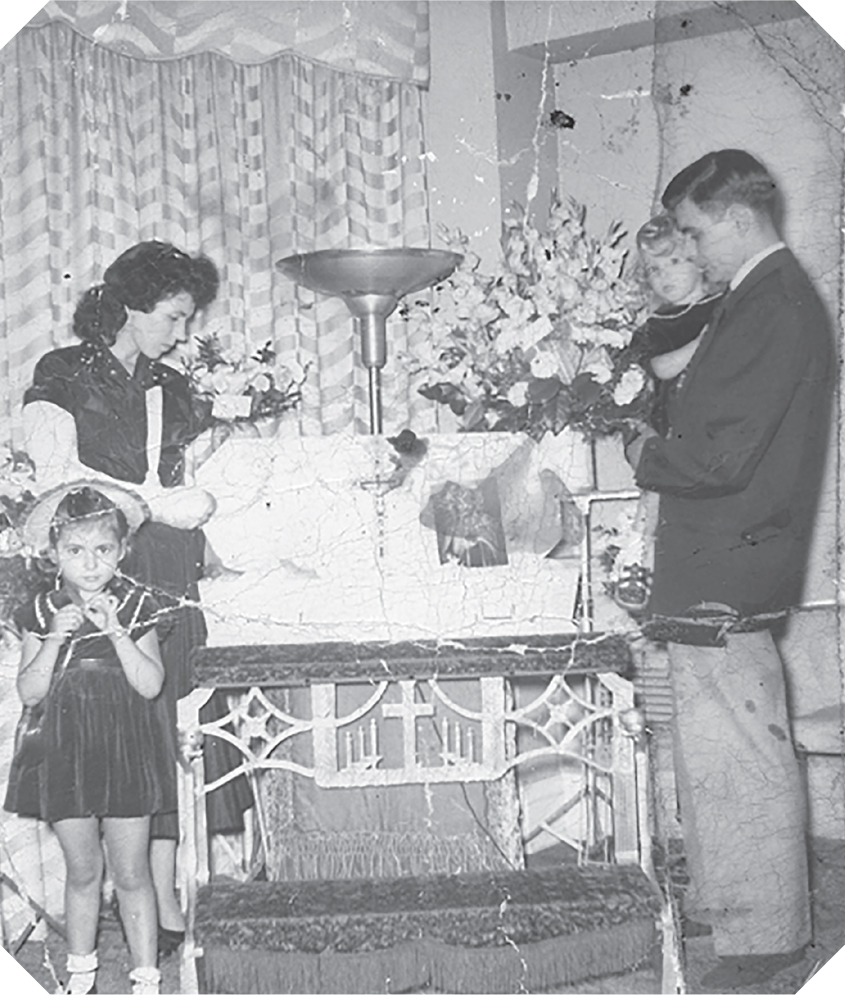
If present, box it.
[23,350,77,413]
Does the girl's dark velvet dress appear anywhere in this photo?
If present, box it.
[23,341,253,835]
[4,581,176,822]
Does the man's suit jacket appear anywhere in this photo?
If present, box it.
[635,247,834,617]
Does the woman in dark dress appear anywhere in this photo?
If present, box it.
[22,241,253,954]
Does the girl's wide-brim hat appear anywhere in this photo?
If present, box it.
[23,480,150,556]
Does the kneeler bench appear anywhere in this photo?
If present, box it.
[178,633,661,994]
[194,865,659,994]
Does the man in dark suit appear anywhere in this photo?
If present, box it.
[626,149,834,988]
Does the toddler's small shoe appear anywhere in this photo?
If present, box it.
[613,564,652,613]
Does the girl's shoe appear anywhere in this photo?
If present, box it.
[63,952,99,995]
[129,966,162,995]
[157,924,185,958]
[613,563,652,613]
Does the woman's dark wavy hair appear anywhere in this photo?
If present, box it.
[662,149,779,221]
[48,486,129,548]
[73,241,219,346]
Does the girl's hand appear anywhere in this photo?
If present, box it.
[49,603,84,640]
[83,593,120,633]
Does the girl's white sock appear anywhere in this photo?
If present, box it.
[129,965,162,995]
[65,951,98,995]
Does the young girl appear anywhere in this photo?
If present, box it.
[612,214,724,612]
[4,484,173,995]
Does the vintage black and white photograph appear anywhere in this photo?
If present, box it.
[0,3,843,994]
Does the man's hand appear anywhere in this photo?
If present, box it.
[624,422,659,470]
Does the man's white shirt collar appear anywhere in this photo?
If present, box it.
[730,241,786,291]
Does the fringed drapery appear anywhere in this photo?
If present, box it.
[200,923,659,995]
[0,18,431,443]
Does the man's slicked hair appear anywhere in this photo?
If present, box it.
[662,149,778,221]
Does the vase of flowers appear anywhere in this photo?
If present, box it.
[184,335,307,448]
[0,448,44,628]
[400,195,651,445]
[0,448,37,558]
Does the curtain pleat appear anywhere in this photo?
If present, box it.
[0,19,432,443]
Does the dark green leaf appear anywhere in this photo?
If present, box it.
[526,376,562,403]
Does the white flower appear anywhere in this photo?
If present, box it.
[496,312,552,355]
[454,282,488,319]
[441,358,472,387]
[557,274,579,301]
[613,366,647,406]
[584,357,614,384]
[529,351,559,379]
[474,302,500,325]
[249,372,272,394]
[274,356,306,384]
[594,326,629,349]
[195,370,217,393]
[211,366,249,395]
[507,381,529,406]
[568,322,594,345]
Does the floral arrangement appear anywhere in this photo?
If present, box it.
[0,447,47,629]
[400,195,652,441]
[184,335,306,424]
[0,447,37,557]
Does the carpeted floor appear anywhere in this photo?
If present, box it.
[10,837,845,994]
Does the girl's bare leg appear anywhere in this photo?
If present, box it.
[53,817,103,955]
[103,815,157,968]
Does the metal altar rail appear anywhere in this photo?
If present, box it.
[189,630,635,686]
[177,633,655,994]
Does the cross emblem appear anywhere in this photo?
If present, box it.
[381,680,434,768]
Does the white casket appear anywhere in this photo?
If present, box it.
[196,429,594,645]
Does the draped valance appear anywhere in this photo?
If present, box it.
[27,0,431,84]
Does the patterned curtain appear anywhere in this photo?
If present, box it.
[0,17,431,443]
[0,10,433,936]
[29,1,431,84]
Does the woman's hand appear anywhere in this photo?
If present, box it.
[145,486,216,529]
